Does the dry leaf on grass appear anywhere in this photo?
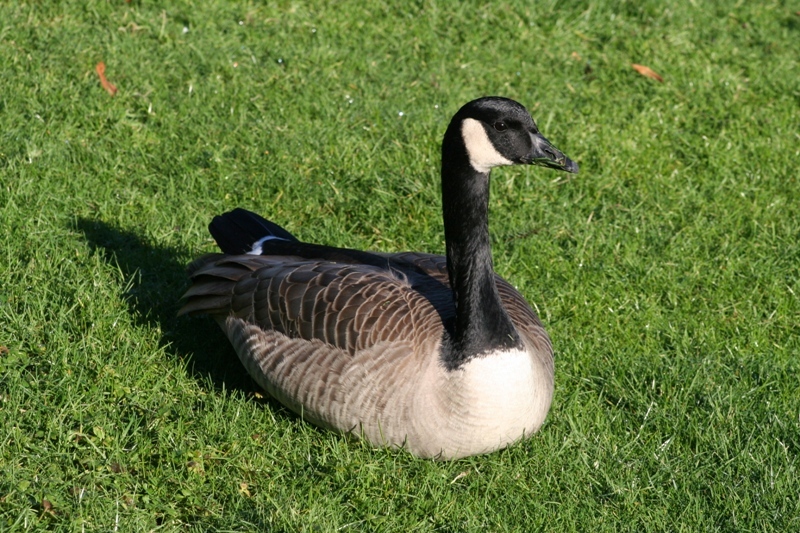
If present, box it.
[95,62,118,95]
[632,63,664,82]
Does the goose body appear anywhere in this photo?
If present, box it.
[180,97,578,459]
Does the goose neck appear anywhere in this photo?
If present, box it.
[440,141,521,369]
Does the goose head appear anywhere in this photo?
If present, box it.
[444,96,579,175]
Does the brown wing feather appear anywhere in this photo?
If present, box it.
[495,277,553,357]
[181,251,549,357]
[179,253,454,355]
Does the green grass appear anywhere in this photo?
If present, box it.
[1,0,798,530]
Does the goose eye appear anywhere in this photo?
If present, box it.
[493,121,508,132]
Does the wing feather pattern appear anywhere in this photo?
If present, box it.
[180,253,454,356]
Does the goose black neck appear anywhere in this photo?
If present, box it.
[440,125,522,370]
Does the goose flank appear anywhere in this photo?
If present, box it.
[180,96,578,459]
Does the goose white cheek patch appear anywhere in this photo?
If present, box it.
[247,235,289,255]
[461,118,513,174]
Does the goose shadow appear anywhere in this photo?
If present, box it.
[75,218,260,396]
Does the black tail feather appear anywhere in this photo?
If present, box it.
[209,208,299,255]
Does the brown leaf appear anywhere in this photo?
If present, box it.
[632,63,664,83]
[41,498,55,516]
[95,62,118,95]
[0,346,8,356]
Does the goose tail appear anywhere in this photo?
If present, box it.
[209,208,299,255]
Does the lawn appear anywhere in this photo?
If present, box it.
[1,0,798,531]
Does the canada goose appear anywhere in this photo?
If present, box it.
[180,96,578,459]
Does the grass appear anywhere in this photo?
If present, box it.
[1,0,798,530]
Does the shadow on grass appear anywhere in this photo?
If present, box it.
[75,218,260,396]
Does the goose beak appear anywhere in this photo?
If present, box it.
[523,132,579,173]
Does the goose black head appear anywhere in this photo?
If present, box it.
[447,96,579,175]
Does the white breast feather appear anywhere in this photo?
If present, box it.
[410,347,551,459]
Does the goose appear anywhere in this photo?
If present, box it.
[179,96,578,459]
